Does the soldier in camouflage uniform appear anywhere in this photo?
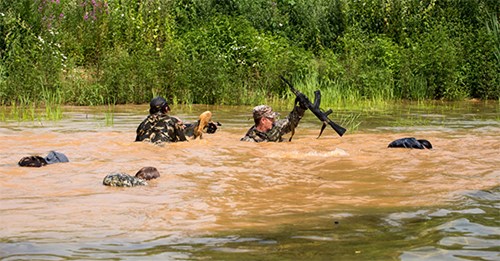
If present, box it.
[102,167,160,187]
[103,173,148,187]
[135,97,187,144]
[241,103,307,142]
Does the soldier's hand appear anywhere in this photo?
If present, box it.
[295,95,308,110]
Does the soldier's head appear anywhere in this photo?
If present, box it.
[253,105,279,131]
[149,96,170,114]
[135,166,160,180]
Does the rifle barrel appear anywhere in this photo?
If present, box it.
[279,75,346,137]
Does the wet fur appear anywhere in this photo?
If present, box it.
[192,111,212,139]
[184,111,221,139]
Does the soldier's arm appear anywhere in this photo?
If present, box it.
[276,105,306,136]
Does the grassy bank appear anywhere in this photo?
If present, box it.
[1,0,499,107]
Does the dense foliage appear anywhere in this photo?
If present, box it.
[0,0,498,106]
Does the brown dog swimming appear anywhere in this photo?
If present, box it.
[184,111,221,139]
[193,111,212,139]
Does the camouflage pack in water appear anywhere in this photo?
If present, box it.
[103,173,148,187]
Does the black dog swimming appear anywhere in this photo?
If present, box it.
[388,137,432,149]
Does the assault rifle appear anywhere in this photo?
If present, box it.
[280,75,346,138]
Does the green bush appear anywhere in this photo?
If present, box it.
[1,3,64,105]
[0,0,498,107]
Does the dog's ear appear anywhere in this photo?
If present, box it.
[18,156,47,167]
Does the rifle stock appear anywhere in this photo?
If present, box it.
[280,75,346,138]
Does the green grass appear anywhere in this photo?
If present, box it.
[104,103,115,127]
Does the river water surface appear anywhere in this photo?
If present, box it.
[0,102,499,260]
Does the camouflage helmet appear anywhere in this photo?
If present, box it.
[253,105,279,120]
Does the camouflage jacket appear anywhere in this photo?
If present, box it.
[135,112,187,144]
[241,106,306,142]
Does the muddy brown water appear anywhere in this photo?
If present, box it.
[1,102,499,260]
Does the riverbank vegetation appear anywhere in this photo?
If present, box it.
[1,0,499,108]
